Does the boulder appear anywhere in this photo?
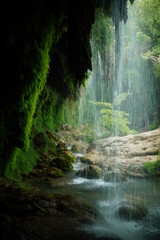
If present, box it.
[80,156,94,165]
[47,167,64,178]
[58,150,76,163]
[116,202,148,221]
[51,157,73,171]
[76,165,103,179]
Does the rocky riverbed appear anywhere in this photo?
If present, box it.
[0,177,106,240]
[1,126,160,239]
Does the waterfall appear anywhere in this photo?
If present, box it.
[112,2,159,132]
[79,1,160,136]
[77,0,160,239]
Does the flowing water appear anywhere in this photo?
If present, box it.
[71,1,160,239]
[30,1,160,239]
[29,153,160,240]
[111,1,160,131]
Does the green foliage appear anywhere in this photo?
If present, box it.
[143,160,160,175]
[138,0,160,78]
[138,0,160,45]
[153,62,160,79]
[113,91,131,106]
[143,150,160,175]
[89,92,134,136]
[91,9,112,53]
[136,31,151,48]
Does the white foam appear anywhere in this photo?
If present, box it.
[75,153,84,158]
[69,177,116,188]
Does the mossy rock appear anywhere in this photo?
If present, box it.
[58,151,76,163]
[71,144,80,153]
[51,157,73,171]
[117,203,148,221]
[77,165,103,179]
[33,131,57,155]
[48,167,64,178]
[57,142,68,152]
[80,157,94,165]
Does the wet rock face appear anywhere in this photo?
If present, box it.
[77,165,103,179]
[116,203,148,221]
[33,132,47,148]
[82,129,160,178]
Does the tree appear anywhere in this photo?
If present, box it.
[89,92,134,136]
[138,0,160,77]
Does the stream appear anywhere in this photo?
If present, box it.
[28,152,160,240]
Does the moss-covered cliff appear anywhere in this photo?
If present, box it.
[0,0,132,178]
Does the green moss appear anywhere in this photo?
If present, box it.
[33,85,79,135]
[58,151,76,163]
[0,0,97,178]
[143,160,160,175]
[1,20,55,178]
[91,9,112,53]
[5,144,38,179]
[0,0,114,179]
[51,168,64,178]
[53,157,73,171]
[4,148,22,180]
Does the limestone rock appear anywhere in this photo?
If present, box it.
[83,129,160,178]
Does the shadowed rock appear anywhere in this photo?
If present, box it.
[116,202,148,221]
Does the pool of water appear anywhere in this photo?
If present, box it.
[28,153,160,240]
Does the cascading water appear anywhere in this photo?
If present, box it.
[28,1,160,239]
[76,0,160,239]
[112,1,160,132]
